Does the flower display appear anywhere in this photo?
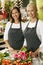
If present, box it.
[13,51,32,65]
[12,47,32,65]
[13,51,28,60]
[2,59,12,65]
[0,47,32,65]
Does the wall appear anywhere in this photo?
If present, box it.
[36,0,43,21]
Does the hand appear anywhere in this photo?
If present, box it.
[8,47,19,53]
[32,49,39,58]
[29,51,38,58]
[29,52,35,58]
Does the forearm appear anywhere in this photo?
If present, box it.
[34,48,40,55]
[4,40,10,48]
[32,48,40,57]
[4,40,14,51]
[4,40,18,52]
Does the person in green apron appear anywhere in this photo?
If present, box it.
[24,2,43,57]
[4,7,24,52]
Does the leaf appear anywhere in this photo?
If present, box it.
[0,52,4,58]
[27,56,32,62]
[4,52,9,57]
[21,47,27,52]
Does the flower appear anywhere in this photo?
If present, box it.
[13,53,18,59]
[19,51,27,60]
[13,47,32,63]
[2,59,11,65]
[13,51,28,61]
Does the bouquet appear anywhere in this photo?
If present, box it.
[13,47,32,65]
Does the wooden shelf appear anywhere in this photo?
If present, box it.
[0,39,4,43]
[0,32,4,35]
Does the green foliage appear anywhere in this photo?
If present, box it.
[32,0,36,3]
[0,1,1,7]
[4,1,14,21]
[27,56,32,62]
[0,52,5,59]
[0,59,2,65]
[4,52,9,57]
[36,0,43,21]
[0,52,9,59]
[21,47,28,52]
[0,52,9,64]
[38,10,43,21]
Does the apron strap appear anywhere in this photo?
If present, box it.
[35,19,38,28]
[20,22,22,29]
[26,19,38,28]
[26,22,30,28]
[10,23,13,28]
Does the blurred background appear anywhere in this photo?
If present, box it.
[0,0,43,21]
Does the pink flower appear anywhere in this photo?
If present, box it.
[19,51,27,60]
[13,51,28,60]
[18,55,21,59]
[13,53,18,58]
